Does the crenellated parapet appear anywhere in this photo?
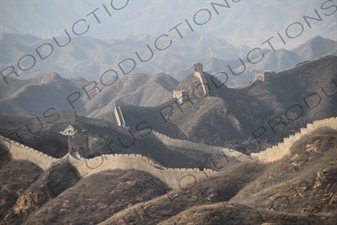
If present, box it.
[251,117,337,163]
[68,153,217,188]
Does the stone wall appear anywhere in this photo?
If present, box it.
[68,153,216,188]
[251,117,337,163]
[172,90,189,104]
[0,134,58,170]
[194,71,208,96]
[114,106,126,128]
[60,110,76,124]
[0,133,218,188]
[152,131,250,161]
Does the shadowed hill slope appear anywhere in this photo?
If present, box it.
[118,56,337,153]
[87,73,178,118]
[0,115,225,169]
[158,202,332,225]
[293,35,337,61]
[0,72,178,118]
[1,120,336,224]
[21,169,169,225]
[231,127,337,215]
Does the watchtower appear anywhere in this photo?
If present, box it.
[193,63,208,97]
[254,72,273,82]
[255,72,265,82]
[61,110,76,124]
[60,125,89,157]
[194,63,203,73]
[172,90,189,104]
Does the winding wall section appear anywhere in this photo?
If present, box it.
[0,134,217,188]
[68,153,215,188]
[251,117,337,163]
[152,131,249,161]
[0,134,58,170]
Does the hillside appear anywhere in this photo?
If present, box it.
[0,156,170,225]
[0,114,228,170]
[0,107,336,224]
[0,72,178,118]
[293,35,337,61]
[87,72,179,118]
[98,126,337,224]
[117,56,337,152]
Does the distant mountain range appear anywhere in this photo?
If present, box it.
[0,72,178,117]
[2,0,336,44]
[1,34,336,86]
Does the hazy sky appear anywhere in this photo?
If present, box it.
[1,0,336,49]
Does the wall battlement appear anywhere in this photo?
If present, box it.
[68,153,216,188]
[251,117,337,163]
[227,71,275,89]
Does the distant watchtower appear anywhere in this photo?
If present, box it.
[61,110,76,124]
[254,72,273,82]
[194,63,203,73]
[60,125,89,157]
[172,90,189,104]
[193,63,208,97]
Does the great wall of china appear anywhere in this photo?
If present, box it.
[152,131,249,160]
[227,79,259,89]
[193,66,208,96]
[113,100,249,160]
[251,117,337,162]
[0,134,217,188]
[2,117,336,188]
[114,106,126,128]
[0,135,59,170]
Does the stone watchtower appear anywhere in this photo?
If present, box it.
[172,90,189,104]
[193,63,208,97]
[60,125,89,157]
[61,110,76,124]
[254,72,272,82]
[194,63,203,73]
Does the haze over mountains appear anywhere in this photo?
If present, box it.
[1,33,336,87]
[2,0,336,44]
[0,35,336,119]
